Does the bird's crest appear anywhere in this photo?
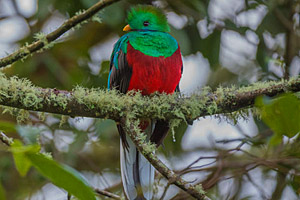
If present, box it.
[127,5,170,32]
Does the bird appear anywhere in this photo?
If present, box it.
[108,5,183,200]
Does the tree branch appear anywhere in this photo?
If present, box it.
[95,188,121,200]
[0,73,300,121]
[0,0,120,68]
[0,131,13,146]
[120,117,210,200]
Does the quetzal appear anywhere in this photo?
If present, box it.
[108,5,182,200]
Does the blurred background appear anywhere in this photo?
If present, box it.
[0,0,299,199]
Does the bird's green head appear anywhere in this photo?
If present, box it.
[123,5,170,33]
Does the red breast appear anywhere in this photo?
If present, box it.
[126,43,182,95]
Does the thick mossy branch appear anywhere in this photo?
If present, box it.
[0,0,120,68]
[120,117,209,200]
[0,73,300,120]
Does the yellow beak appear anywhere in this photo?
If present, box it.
[123,24,131,32]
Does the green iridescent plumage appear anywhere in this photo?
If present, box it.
[127,5,170,32]
[111,5,178,70]
[128,31,178,57]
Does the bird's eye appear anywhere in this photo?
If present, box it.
[143,21,150,26]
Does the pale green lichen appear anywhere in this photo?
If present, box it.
[16,109,30,123]
[0,73,69,121]
[207,101,218,115]
[0,64,12,71]
[33,32,56,52]
[75,9,86,16]
[34,32,48,45]
[91,14,102,23]
[73,86,125,118]
[22,92,43,109]
[124,117,157,154]
[47,93,68,110]
[175,86,213,121]
[2,106,17,116]
[72,84,214,123]
[19,45,31,63]
[221,108,252,124]
[143,138,156,153]
[194,184,206,195]
[59,115,69,127]
[72,86,86,105]
[235,79,285,94]
[3,136,14,146]
[73,10,103,30]
[73,10,89,30]
[169,119,182,142]
[37,112,46,121]
[215,85,236,105]
[0,70,299,129]
[0,72,44,111]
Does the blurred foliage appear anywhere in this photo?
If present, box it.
[0,0,299,199]
[256,93,300,145]
[11,140,96,200]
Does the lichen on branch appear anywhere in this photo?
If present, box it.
[0,72,300,121]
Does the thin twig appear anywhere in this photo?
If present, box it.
[159,183,171,200]
[0,0,120,68]
[245,173,268,199]
[0,132,13,146]
[95,188,122,200]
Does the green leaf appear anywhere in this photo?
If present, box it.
[26,153,96,200]
[12,151,31,177]
[11,140,39,177]
[255,94,300,143]
[0,182,5,200]
[0,121,16,133]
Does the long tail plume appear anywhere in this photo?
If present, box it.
[120,133,154,200]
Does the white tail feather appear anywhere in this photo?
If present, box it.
[120,133,154,200]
